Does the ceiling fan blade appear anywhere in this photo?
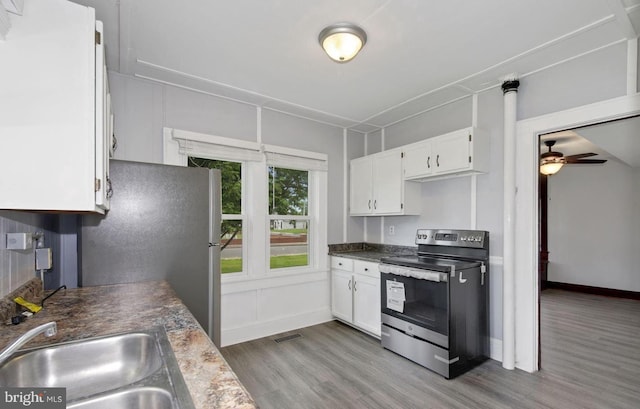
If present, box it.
[565,159,607,164]
[565,152,597,160]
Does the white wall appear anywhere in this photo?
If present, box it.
[547,161,640,291]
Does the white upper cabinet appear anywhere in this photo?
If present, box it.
[350,149,420,216]
[349,155,374,215]
[403,127,490,181]
[403,139,433,179]
[0,0,112,213]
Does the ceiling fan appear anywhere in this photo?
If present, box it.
[540,140,607,175]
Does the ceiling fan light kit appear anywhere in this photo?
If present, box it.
[539,139,607,175]
[319,23,367,63]
[540,156,566,175]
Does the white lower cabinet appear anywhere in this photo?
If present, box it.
[331,257,381,338]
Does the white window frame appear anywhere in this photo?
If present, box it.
[163,127,328,282]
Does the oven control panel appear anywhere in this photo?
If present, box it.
[415,229,488,247]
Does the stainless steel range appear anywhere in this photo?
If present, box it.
[379,228,490,379]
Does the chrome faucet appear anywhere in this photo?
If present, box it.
[0,322,57,366]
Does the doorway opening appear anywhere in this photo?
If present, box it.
[536,115,640,371]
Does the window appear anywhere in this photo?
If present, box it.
[188,157,244,274]
[268,167,309,270]
[165,127,327,279]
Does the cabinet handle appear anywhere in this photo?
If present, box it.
[354,280,357,292]
[112,133,118,153]
[338,262,342,266]
[106,176,113,199]
[348,279,351,290]
[436,154,440,167]
[427,156,430,169]
[364,267,368,271]
[374,200,377,210]
[368,200,371,210]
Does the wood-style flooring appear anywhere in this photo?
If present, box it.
[221,290,640,409]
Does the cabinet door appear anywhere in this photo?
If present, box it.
[372,150,403,214]
[349,156,373,215]
[353,273,381,337]
[0,1,102,212]
[403,140,432,179]
[433,129,471,174]
[332,270,353,323]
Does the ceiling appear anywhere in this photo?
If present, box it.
[542,115,640,168]
[70,0,640,133]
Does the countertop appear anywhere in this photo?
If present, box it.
[328,242,417,262]
[0,280,256,409]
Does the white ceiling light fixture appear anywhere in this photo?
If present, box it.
[540,141,566,175]
[319,23,367,63]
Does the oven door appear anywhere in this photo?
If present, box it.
[381,269,449,347]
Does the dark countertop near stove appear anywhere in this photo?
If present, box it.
[328,242,417,262]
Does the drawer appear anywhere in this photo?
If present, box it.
[331,256,353,271]
[354,260,379,278]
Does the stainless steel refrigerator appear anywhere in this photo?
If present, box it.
[80,160,221,346]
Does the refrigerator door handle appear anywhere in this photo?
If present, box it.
[209,242,220,247]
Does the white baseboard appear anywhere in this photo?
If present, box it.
[221,308,333,347]
[490,337,503,362]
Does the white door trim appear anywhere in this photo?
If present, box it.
[514,92,640,373]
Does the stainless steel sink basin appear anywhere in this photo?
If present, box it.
[67,387,174,409]
[0,328,194,409]
[0,332,162,400]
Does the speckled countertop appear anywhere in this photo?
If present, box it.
[328,242,417,262]
[0,280,256,409]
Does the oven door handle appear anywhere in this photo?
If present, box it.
[379,264,448,282]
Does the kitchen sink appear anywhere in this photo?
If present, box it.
[67,387,174,409]
[0,332,162,400]
[0,328,194,409]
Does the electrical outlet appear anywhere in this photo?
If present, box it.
[388,225,395,236]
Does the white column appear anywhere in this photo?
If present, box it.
[343,128,348,242]
[502,78,519,370]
